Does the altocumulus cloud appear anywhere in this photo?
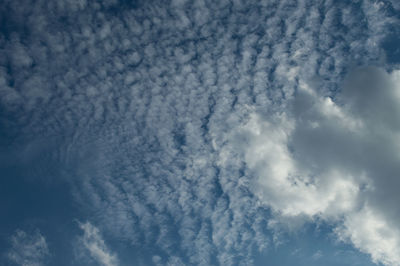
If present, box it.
[1,0,400,265]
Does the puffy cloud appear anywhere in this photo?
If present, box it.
[6,229,50,266]
[237,67,400,265]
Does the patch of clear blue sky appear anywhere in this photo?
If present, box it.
[0,135,78,265]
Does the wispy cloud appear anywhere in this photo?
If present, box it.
[312,250,323,261]
[76,221,119,266]
[6,229,49,266]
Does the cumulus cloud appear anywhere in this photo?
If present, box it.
[237,67,400,265]
[0,0,399,265]
[6,229,50,266]
[76,221,119,266]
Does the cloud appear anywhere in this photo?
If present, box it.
[0,0,399,265]
[76,221,119,266]
[312,250,323,260]
[237,67,400,265]
[6,229,50,266]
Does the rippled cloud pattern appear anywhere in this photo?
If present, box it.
[1,0,400,265]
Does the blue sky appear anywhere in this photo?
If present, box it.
[1,0,400,265]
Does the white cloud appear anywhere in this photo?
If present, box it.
[237,67,400,265]
[7,229,50,266]
[336,206,400,266]
[77,221,119,266]
[1,0,398,265]
[238,84,362,218]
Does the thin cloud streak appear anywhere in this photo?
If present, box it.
[77,221,119,266]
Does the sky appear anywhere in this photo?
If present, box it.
[1,0,400,265]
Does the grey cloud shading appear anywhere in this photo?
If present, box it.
[0,0,398,265]
[238,67,400,265]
